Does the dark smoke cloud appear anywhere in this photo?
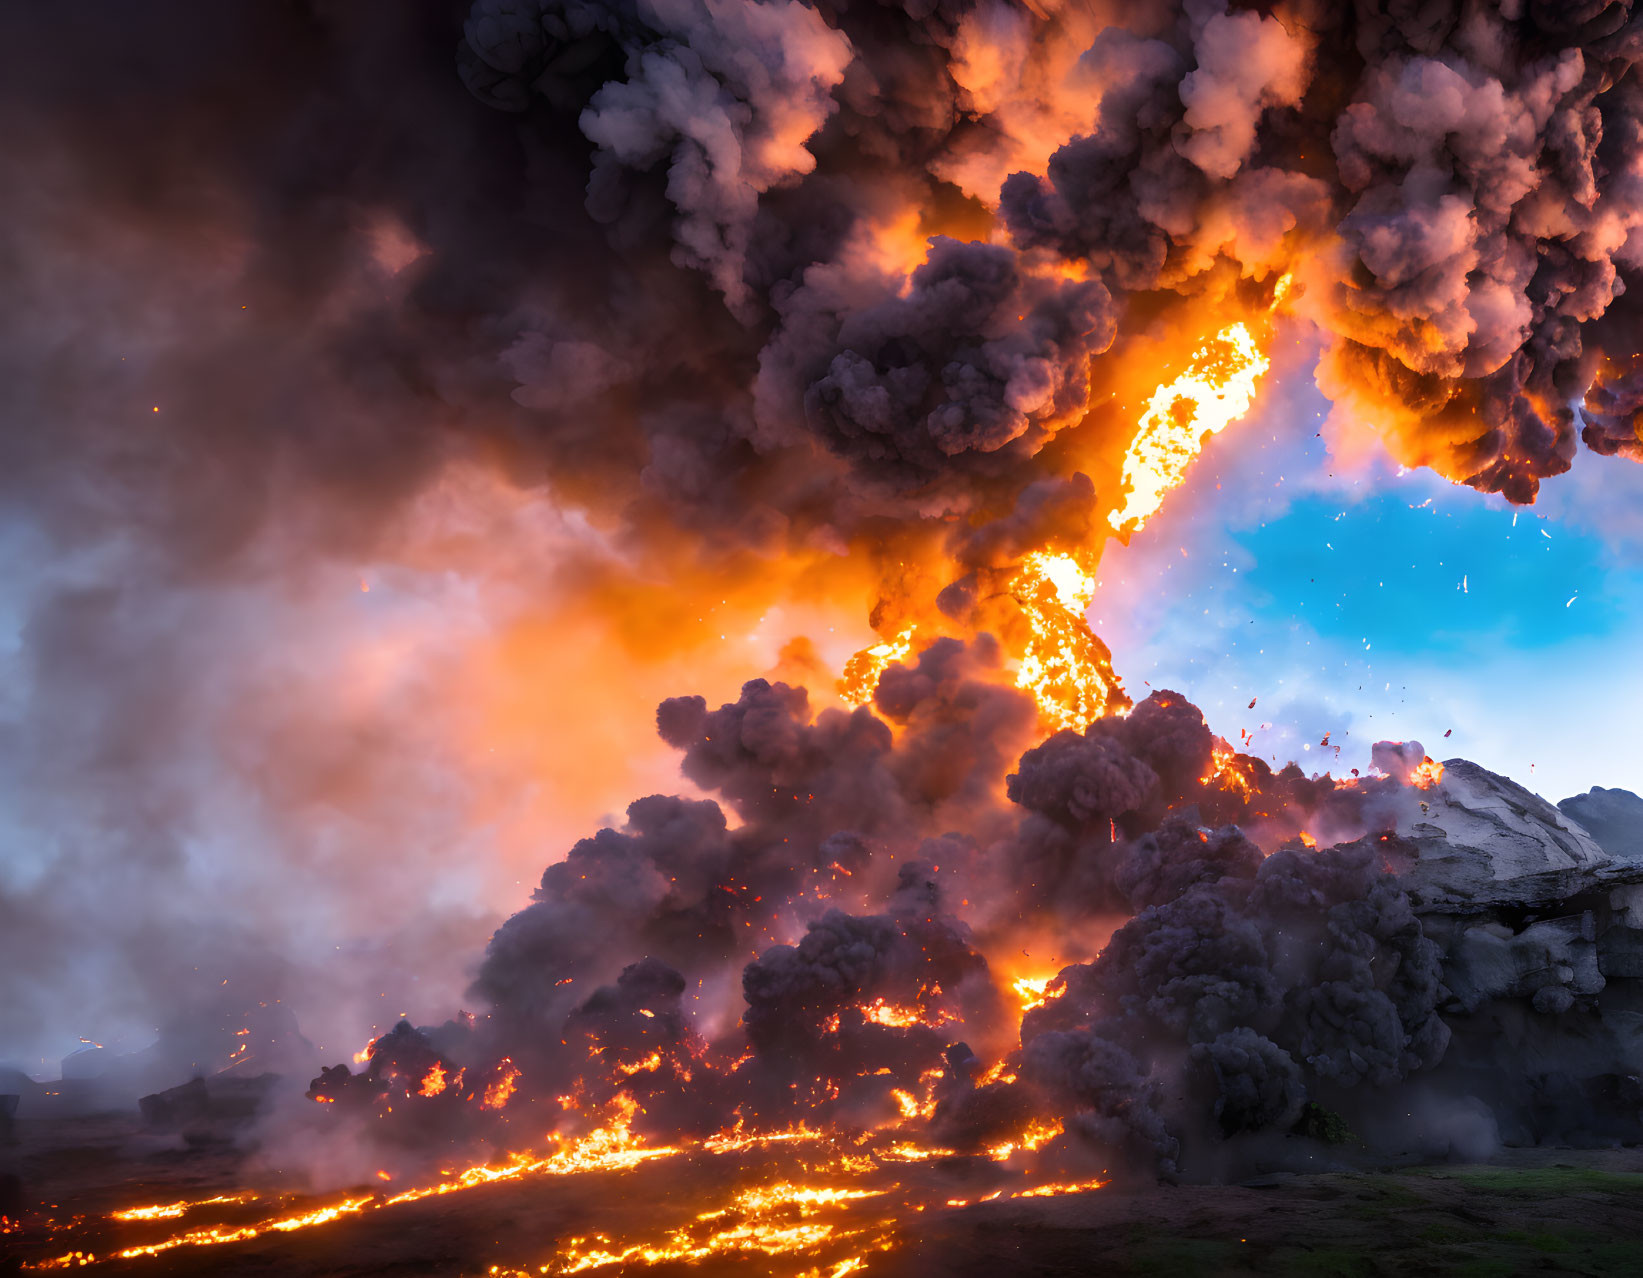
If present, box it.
[1192,1026,1307,1136]
[759,236,1118,481]
[286,648,1493,1181]
[5,0,1641,608]
[1115,818,1265,911]
[999,834,1448,1173]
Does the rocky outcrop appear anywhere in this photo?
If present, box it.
[1373,763,1643,1145]
[138,1073,279,1143]
[1559,787,1643,866]
[1392,761,1617,910]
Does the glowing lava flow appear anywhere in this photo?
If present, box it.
[107,1195,253,1223]
[543,1183,891,1275]
[1009,551,1125,731]
[1109,321,1271,535]
[23,1088,1116,1274]
[20,1098,680,1271]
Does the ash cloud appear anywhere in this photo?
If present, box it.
[304,658,1607,1184]
[5,0,1643,597]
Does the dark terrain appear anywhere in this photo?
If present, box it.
[6,1105,1643,1277]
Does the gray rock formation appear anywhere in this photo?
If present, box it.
[1391,760,1616,910]
[1559,787,1643,866]
[1373,761,1643,1145]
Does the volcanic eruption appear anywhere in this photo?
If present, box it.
[5,0,1643,1275]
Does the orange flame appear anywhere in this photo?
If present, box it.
[860,997,950,1030]
[417,1064,447,1098]
[1110,321,1271,535]
[614,1051,664,1077]
[1008,551,1125,732]
[839,628,915,707]
[1202,743,1255,800]
[480,1060,520,1110]
[1411,757,1444,789]
[1010,974,1059,1015]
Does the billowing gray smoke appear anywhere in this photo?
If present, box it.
[302,659,1640,1180]
[8,1,1643,577]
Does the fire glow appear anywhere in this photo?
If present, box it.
[11,290,1472,1278]
[1009,551,1124,732]
[15,0,1643,1273]
[1110,321,1271,535]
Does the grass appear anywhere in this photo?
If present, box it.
[1411,1166,1643,1197]
[1100,1165,1643,1277]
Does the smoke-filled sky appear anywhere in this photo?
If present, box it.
[3,0,1643,1086]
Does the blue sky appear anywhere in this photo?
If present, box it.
[1093,336,1643,804]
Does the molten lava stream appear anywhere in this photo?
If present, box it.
[1008,551,1125,732]
[841,550,1126,736]
[17,1093,1114,1274]
[491,1124,1110,1277]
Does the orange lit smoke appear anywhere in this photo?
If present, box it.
[838,280,1296,728]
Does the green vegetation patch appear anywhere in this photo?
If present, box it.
[1416,1166,1643,1198]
